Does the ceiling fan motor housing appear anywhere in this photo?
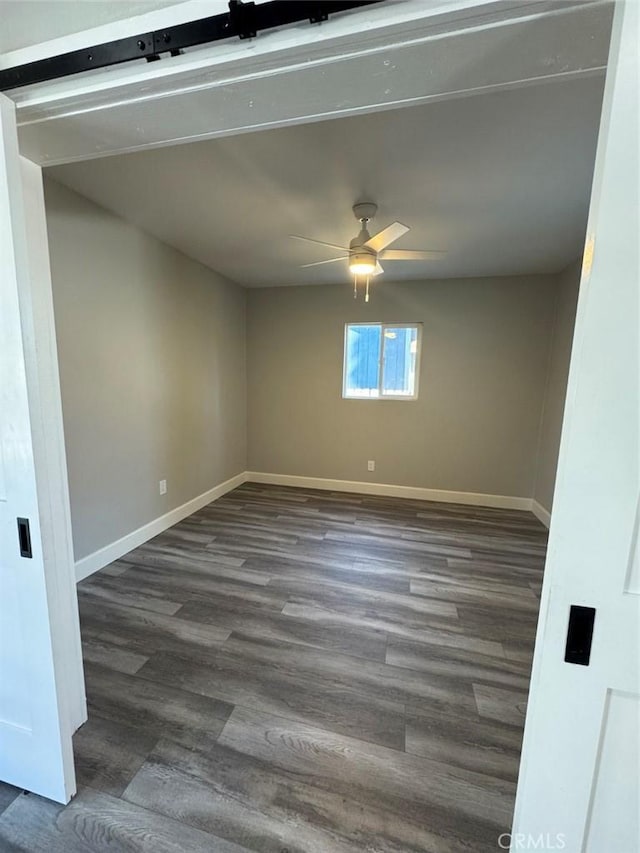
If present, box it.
[349,245,376,260]
[349,215,377,273]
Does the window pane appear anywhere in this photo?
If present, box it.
[344,325,381,397]
[381,326,418,397]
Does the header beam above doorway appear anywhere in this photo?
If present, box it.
[3,0,612,168]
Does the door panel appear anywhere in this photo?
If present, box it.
[584,689,640,851]
[0,92,83,803]
[512,1,639,849]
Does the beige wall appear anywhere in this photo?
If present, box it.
[533,260,581,512]
[45,179,247,561]
[46,176,577,556]
[247,275,558,498]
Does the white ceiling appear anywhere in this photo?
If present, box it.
[47,73,605,287]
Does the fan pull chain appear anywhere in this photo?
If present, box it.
[354,275,358,299]
[365,275,370,303]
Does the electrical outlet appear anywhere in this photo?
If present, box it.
[159,479,167,495]
[367,460,375,472]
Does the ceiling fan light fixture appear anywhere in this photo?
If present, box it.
[349,261,377,275]
[349,251,377,276]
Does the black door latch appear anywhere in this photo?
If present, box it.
[564,605,596,666]
[17,518,33,558]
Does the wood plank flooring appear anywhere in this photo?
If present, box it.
[0,483,547,852]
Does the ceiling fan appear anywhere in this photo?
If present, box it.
[290,202,445,301]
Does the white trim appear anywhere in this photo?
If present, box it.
[245,471,533,511]
[530,499,552,528]
[74,471,247,582]
[19,157,86,735]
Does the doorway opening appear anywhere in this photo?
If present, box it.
[2,1,633,849]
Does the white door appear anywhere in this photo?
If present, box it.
[512,1,639,850]
[0,93,83,803]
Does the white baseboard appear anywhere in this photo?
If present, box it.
[76,471,549,582]
[245,471,532,512]
[531,499,551,528]
[75,472,247,582]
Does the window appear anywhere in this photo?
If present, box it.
[342,323,422,400]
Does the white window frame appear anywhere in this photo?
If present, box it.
[342,322,422,401]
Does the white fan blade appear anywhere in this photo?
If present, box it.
[364,221,409,252]
[379,249,446,261]
[290,235,349,252]
[373,262,384,276]
[301,256,347,268]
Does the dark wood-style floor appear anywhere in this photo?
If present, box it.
[0,483,547,852]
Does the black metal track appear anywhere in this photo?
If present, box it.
[0,0,384,92]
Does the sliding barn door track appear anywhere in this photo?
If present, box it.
[0,0,384,91]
